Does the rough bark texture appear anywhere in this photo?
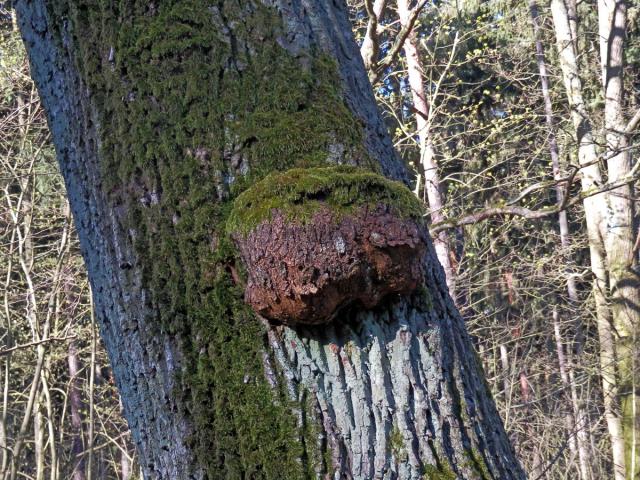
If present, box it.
[16,0,525,478]
[236,205,427,325]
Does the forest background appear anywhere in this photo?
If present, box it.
[1,0,639,479]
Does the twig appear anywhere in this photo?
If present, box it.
[430,171,640,233]
[0,336,77,357]
[369,0,429,83]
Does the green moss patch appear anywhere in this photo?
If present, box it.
[463,448,492,479]
[44,0,381,476]
[423,463,457,480]
[227,166,424,236]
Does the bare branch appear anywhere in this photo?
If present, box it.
[361,0,387,72]
[0,336,77,357]
[369,0,429,83]
[430,172,640,233]
[505,165,579,207]
[625,107,640,134]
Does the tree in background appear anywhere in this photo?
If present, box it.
[549,1,640,477]
[5,0,640,478]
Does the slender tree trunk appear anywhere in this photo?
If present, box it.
[500,343,511,411]
[34,392,44,480]
[68,341,86,480]
[396,0,456,298]
[5,149,51,480]
[120,452,131,480]
[518,370,542,478]
[86,300,95,480]
[529,3,591,478]
[40,376,57,480]
[360,0,387,73]
[16,1,525,478]
[551,1,630,478]
[598,2,640,477]
[552,310,581,473]
[1,214,15,477]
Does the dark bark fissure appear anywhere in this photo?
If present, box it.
[16,0,525,479]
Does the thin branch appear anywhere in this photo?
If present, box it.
[625,107,640,134]
[505,165,579,207]
[361,0,385,72]
[430,172,640,233]
[369,0,429,83]
[0,336,76,357]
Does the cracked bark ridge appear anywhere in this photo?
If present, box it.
[235,204,427,325]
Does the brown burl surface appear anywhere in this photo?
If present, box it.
[234,205,427,325]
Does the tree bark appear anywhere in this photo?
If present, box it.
[598,2,640,477]
[396,0,456,298]
[550,1,632,478]
[15,1,524,478]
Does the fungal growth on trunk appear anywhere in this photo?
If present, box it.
[227,166,428,325]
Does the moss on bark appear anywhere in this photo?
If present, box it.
[43,0,387,476]
[619,336,640,477]
[227,165,424,236]
[422,464,456,480]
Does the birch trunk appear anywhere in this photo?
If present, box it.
[551,1,633,477]
[15,1,524,478]
[396,0,456,298]
[598,2,640,477]
[34,393,44,480]
[529,2,591,477]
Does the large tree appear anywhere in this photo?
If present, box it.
[14,1,524,478]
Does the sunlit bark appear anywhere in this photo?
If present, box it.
[16,0,524,477]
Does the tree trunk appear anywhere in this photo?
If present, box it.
[360,0,386,73]
[529,3,591,477]
[396,0,456,298]
[67,341,86,480]
[550,1,631,478]
[15,1,524,478]
[598,2,640,477]
[34,392,44,480]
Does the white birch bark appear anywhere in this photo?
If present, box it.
[598,2,640,477]
[396,0,456,297]
[529,2,591,477]
[551,1,629,477]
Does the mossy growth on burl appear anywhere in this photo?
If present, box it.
[227,166,428,325]
[227,165,425,236]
